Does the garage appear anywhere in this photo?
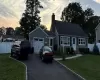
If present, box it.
[29,27,54,54]
[33,38,44,53]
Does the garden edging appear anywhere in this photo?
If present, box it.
[54,60,86,80]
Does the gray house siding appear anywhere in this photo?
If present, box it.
[76,37,88,48]
[96,24,100,42]
[56,34,88,51]
[29,28,49,46]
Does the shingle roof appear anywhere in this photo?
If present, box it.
[45,30,55,37]
[52,20,88,37]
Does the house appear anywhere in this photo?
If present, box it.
[29,13,88,53]
[3,35,25,42]
[95,23,100,43]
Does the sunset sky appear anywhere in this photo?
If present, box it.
[0,0,100,29]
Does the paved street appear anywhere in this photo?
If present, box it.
[22,54,83,80]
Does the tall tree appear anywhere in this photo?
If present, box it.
[61,2,84,26]
[20,0,43,39]
[40,25,47,31]
[6,27,14,35]
[85,16,100,43]
[15,27,22,35]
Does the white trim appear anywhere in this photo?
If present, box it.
[55,60,86,80]
[72,37,76,45]
[29,27,49,36]
[59,34,88,38]
[55,27,59,48]
[49,38,53,47]
[9,56,28,80]
[78,38,86,45]
[60,36,70,46]
[95,23,100,30]
[29,27,40,35]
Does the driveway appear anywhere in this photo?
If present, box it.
[22,54,83,80]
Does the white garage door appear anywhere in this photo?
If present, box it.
[33,38,44,54]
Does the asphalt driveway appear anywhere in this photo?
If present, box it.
[22,54,83,80]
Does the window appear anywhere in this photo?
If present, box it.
[78,38,86,45]
[34,38,38,41]
[39,39,43,41]
[73,38,75,44]
[49,38,53,47]
[60,36,70,46]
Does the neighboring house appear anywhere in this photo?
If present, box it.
[0,27,6,35]
[29,13,88,53]
[1,27,6,35]
[3,35,25,42]
[95,23,100,43]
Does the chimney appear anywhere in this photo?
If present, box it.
[52,13,55,24]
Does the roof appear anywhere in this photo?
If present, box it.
[95,23,100,30]
[52,20,88,37]
[45,30,55,37]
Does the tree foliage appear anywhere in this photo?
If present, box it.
[20,0,43,39]
[15,27,22,35]
[61,2,100,43]
[40,25,47,31]
[6,27,14,35]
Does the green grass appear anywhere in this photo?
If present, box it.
[60,55,100,80]
[0,54,26,80]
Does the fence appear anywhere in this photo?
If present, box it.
[88,43,100,52]
[0,42,14,54]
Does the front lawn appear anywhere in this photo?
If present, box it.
[0,54,26,80]
[60,55,100,80]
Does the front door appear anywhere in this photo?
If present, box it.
[72,37,76,51]
[33,38,44,53]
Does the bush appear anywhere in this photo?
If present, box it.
[93,44,99,55]
[66,47,75,55]
[79,48,90,54]
[53,44,58,52]
[54,47,62,56]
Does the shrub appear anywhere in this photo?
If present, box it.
[54,47,62,56]
[66,47,70,54]
[53,44,58,52]
[93,44,99,55]
[65,47,75,55]
[79,48,90,54]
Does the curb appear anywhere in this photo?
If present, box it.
[9,56,28,80]
[55,60,86,80]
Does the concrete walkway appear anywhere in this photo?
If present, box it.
[54,54,83,60]
[21,54,83,80]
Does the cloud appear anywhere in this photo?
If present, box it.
[93,0,100,3]
[0,0,25,28]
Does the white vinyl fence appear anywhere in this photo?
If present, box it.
[88,43,100,52]
[0,42,14,54]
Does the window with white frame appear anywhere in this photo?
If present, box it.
[49,38,53,47]
[78,38,86,45]
[60,36,70,46]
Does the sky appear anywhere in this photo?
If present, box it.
[0,0,100,30]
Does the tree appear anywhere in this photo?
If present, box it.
[61,2,84,26]
[15,27,22,35]
[20,0,43,39]
[85,16,100,43]
[84,8,94,22]
[40,25,47,31]
[6,27,14,35]
[61,2,99,43]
